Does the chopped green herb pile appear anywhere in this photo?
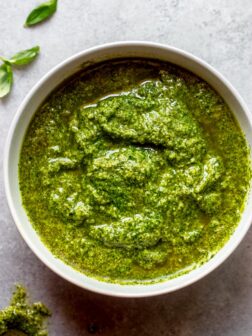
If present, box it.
[0,286,50,336]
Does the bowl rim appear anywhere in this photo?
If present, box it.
[4,41,252,298]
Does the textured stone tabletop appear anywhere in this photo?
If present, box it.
[1,1,252,335]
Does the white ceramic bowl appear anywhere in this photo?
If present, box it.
[4,42,252,297]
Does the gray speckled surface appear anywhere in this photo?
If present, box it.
[1,0,252,335]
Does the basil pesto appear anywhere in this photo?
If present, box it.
[19,59,251,284]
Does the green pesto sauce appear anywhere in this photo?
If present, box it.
[19,59,251,284]
[0,286,50,336]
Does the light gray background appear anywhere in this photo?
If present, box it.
[1,1,252,335]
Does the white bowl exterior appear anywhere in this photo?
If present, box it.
[4,42,252,297]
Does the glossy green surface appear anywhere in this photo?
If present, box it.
[19,59,251,284]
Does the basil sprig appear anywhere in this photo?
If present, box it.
[25,0,58,27]
[0,46,40,98]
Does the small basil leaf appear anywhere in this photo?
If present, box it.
[9,46,40,66]
[25,0,57,27]
[0,63,13,98]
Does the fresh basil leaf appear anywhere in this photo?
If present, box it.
[25,0,57,27]
[9,46,40,66]
[0,63,13,98]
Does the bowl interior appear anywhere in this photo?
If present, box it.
[5,42,252,297]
